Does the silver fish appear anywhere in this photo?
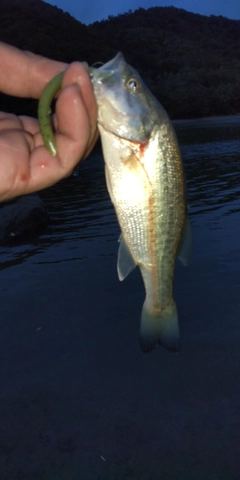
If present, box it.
[91,53,191,353]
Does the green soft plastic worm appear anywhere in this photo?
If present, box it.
[38,66,95,156]
[38,71,64,156]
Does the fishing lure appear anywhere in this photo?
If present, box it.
[38,72,64,156]
[38,67,96,156]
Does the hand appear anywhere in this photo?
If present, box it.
[0,42,98,202]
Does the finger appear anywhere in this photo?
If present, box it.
[0,130,34,201]
[19,115,40,136]
[0,112,23,130]
[55,84,92,166]
[83,127,99,160]
[0,112,39,137]
[61,62,98,145]
[25,84,95,193]
[0,42,68,98]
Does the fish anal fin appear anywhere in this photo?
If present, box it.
[117,234,136,281]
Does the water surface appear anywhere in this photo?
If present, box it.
[0,116,240,479]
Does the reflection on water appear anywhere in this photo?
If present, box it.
[0,154,118,270]
[1,115,240,269]
[175,116,240,218]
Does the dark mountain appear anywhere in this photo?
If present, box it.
[1,1,240,118]
[90,7,240,118]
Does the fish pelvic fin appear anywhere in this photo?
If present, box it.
[139,300,180,353]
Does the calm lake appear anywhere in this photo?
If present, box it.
[0,116,240,479]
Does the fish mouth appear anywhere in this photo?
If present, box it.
[95,91,151,145]
[96,93,149,145]
[97,119,150,147]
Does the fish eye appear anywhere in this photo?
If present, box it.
[126,77,141,92]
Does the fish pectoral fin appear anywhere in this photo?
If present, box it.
[178,216,193,266]
[139,301,180,353]
[117,234,136,281]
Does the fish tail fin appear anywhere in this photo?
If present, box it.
[139,300,180,353]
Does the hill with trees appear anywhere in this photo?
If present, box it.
[0,0,240,119]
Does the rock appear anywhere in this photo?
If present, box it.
[0,194,48,245]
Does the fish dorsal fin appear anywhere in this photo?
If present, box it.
[178,216,193,266]
[117,234,136,281]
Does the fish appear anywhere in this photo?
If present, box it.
[91,53,191,353]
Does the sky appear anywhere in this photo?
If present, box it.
[46,0,240,25]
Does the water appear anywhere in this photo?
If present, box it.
[0,116,240,479]
[0,154,117,270]
[178,117,240,261]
